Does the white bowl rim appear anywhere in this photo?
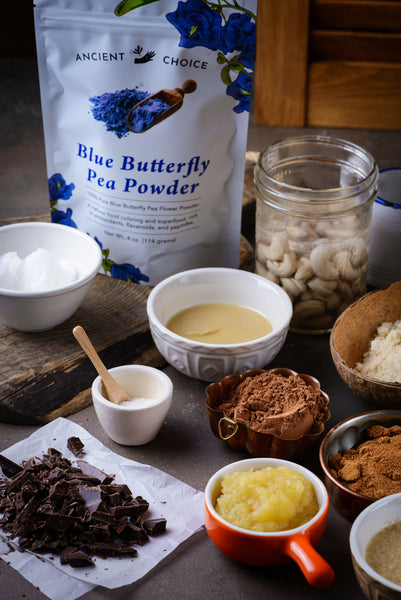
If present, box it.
[376,167,401,208]
[0,222,102,297]
[147,267,293,349]
[204,457,329,537]
[91,364,173,412]
[350,492,401,592]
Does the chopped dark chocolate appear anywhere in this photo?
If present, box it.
[122,522,149,545]
[77,460,111,484]
[0,443,167,569]
[0,454,23,478]
[88,541,138,558]
[142,518,167,536]
[60,547,95,567]
[67,437,85,457]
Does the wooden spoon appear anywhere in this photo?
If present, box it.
[72,325,131,405]
[126,79,197,133]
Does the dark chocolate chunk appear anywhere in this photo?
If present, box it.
[76,460,109,483]
[0,454,23,478]
[60,547,95,567]
[67,437,85,457]
[122,522,149,545]
[142,518,167,536]
[112,503,144,519]
[88,541,138,558]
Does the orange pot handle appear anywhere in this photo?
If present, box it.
[284,533,335,588]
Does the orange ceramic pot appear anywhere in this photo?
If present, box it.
[204,457,335,589]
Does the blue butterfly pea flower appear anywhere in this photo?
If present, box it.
[219,13,256,70]
[51,207,77,228]
[111,262,150,284]
[226,70,252,114]
[48,173,75,202]
[94,236,103,250]
[166,0,223,50]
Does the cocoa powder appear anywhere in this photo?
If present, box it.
[218,371,329,438]
[328,425,401,499]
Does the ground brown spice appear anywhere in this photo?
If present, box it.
[328,425,401,499]
[217,371,329,438]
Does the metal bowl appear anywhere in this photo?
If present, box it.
[319,410,401,522]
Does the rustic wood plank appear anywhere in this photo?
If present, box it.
[254,0,309,126]
[311,0,401,32]
[310,30,401,62]
[307,60,401,129]
[0,220,254,425]
[0,274,160,425]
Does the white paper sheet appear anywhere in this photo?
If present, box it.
[0,418,205,600]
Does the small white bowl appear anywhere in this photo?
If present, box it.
[0,222,102,332]
[91,365,173,446]
[350,493,401,599]
[146,267,293,381]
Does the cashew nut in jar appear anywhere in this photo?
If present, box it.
[281,277,307,298]
[310,242,339,280]
[257,232,289,261]
[255,260,280,284]
[294,257,314,282]
[266,251,297,278]
[307,277,337,297]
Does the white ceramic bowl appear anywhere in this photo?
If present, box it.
[0,222,102,332]
[368,168,401,289]
[91,365,173,445]
[350,493,401,599]
[146,267,293,381]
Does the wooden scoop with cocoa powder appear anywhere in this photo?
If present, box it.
[259,406,315,440]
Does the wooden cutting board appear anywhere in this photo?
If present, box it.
[0,230,254,425]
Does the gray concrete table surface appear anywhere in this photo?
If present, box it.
[1,57,401,600]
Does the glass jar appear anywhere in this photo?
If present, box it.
[254,136,378,334]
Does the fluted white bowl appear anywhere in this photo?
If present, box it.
[146,267,293,381]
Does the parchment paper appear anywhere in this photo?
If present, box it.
[0,417,205,600]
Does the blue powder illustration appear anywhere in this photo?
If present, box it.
[90,87,172,137]
[90,87,148,138]
[128,97,171,132]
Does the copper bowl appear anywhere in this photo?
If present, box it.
[205,367,330,459]
[330,281,401,407]
[319,410,401,522]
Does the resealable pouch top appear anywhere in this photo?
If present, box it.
[34,0,257,285]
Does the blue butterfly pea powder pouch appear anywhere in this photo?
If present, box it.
[34,0,258,285]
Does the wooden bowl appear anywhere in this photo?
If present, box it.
[330,281,401,407]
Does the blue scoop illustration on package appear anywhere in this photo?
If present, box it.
[126,79,197,133]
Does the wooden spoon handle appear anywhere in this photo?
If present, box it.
[175,79,197,96]
[72,325,129,405]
